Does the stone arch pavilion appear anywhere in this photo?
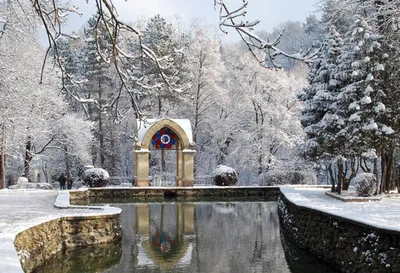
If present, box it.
[135,119,196,187]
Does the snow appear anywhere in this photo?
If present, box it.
[212,165,237,176]
[280,187,400,233]
[366,73,374,82]
[361,149,378,159]
[348,102,360,111]
[0,189,121,273]
[375,63,384,71]
[360,96,372,105]
[362,122,378,131]
[364,85,373,94]
[349,112,361,122]
[374,102,386,112]
[136,119,193,144]
[382,125,394,135]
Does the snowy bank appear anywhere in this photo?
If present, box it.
[279,187,400,272]
[0,190,121,273]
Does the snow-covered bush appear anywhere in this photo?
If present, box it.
[8,178,53,190]
[82,168,110,188]
[9,177,35,189]
[257,171,317,186]
[17,177,29,187]
[212,165,238,186]
[37,183,53,190]
[354,173,377,197]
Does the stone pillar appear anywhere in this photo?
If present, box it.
[183,204,195,234]
[176,141,183,187]
[135,149,150,187]
[136,204,150,234]
[182,149,196,187]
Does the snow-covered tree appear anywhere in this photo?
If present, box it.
[299,26,343,168]
[218,47,307,183]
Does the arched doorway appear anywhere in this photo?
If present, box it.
[135,119,196,187]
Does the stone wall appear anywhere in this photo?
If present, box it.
[14,214,121,273]
[278,194,400,273]
[69,187,281,202]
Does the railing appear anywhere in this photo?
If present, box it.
[108,175,215,187]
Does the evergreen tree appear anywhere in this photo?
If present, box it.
[300,26,343,162]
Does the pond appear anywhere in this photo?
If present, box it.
[34,200,340,273]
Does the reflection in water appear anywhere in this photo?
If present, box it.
[135,203,195,271]
[37,202,340,273]
[280,230,340,273]
[33,243,121,273]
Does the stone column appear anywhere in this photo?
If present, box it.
[176,141,183,187]
[182,149,196,187]
[136,204,150,234]
[183,204,195,234]
[135,149,150,187]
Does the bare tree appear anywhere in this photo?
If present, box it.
[5,0,319,120]
[214,0,319,68]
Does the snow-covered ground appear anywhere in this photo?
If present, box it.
[0,189,121,273]
[280,187,400,232]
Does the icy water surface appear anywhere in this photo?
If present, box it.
[35,201,340,273]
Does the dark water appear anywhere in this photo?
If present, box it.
[35,201,340,273]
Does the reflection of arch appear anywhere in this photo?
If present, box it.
[141,239,190,270]
[136,204,195,270]
[135,119,196,187]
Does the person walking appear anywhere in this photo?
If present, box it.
[58,173,66,190]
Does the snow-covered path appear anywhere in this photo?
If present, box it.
[0,189,121,273]
[281,187,400,232]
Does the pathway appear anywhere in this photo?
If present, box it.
[0,189,120,273]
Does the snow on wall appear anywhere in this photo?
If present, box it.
[136,119,193,144]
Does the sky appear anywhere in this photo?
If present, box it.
[64,0,320,39]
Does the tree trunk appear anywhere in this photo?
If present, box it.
[65,145,73,189]
[380,153,386,193]
[380,150,394,193]
[158,92,162,116]
[42,163,49,183]
[342,158,359,191]
[24,136,33,179]
[387,152,395,191]
[99,109,105,166]
[110,129,116,176]
[258,155,263,175]
[374,158,379,195]
[328,164,336,192]
[1,121,5,189]
[336,161,343,195]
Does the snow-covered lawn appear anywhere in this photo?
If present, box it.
[0,189,121,273]
[281,187,400,232]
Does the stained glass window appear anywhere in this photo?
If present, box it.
[151,127,177,149]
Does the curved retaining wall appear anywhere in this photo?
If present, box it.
[14,193,122,273]
[278,193,400,273]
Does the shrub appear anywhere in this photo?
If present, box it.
[354,173,377,197]
[257,171,317,186]
[82,168,110,188]
[212,165,238,186]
